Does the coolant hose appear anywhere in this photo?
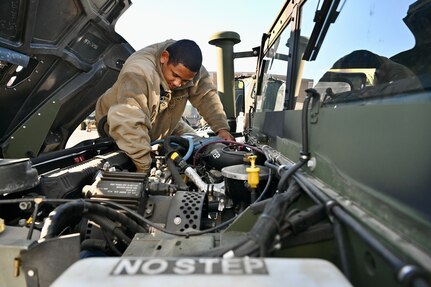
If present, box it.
[163,136,191,157]
[166,157,188,190]
[152,135,194,161]
[40,200,143,240]
[183,136,194,161]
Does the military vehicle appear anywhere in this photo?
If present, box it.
[0,0,430,286]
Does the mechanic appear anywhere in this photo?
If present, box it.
[95,39,234,173]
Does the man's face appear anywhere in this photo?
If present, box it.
[160,51,196,90]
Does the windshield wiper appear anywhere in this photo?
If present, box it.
[303,0,343,61]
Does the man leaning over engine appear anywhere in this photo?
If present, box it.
[95,39,234,173]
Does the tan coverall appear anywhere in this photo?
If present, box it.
[95,40,230,172]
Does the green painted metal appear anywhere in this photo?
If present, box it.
[1,100,60,158]
[250,95,431,274]
[208,31,241,120]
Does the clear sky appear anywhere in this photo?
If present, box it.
[115,0,285,72]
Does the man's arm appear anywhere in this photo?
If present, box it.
[106,72,154,173]
[188,66,235,140]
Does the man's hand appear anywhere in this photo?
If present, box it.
[217,129,235,141]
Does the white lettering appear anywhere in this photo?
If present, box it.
[222,259,243,274]
[198,258,220,274]
[141,259,168,275]
[244,258,265,274]
[111,259,142,275]
[173,259,195,274]
[212,150,221,159]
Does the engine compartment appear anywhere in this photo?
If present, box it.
[1,111,429,287]
[3,134,331,286]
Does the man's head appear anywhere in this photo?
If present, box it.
[160,39,203,90]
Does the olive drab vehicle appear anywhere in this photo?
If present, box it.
[0,0,430,286]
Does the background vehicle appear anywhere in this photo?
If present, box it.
[0,0,430,287]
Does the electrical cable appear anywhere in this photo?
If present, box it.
[254,170,273,202]
[0,197,239,238]
[84,213,131,245]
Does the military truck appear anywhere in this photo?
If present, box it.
[0,0,430,286]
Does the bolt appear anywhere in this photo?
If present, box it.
[19,201,32,211]
[27,270,35,277]
[173,217,182,225]
[307,157,317,171]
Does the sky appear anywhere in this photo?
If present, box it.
[115,0,285,72]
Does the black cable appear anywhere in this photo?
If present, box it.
[276,90,320,192]
[86,202,146,234]
[84,213,131,245]
[198,182,303,257]
[1,197,237,237]
[277,158,307,192]
[264,160,279,173]
[101,229,123,256]
[255,170,273,202]
[26,200,41,240]
[235,186,302,257]
[41,199,143,241]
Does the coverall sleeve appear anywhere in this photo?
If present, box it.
[107,72,153,173]
[188,67,230,133]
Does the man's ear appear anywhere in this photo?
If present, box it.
[160,51,169,64]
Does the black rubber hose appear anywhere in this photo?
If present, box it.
[86,203,145,234]
[163,136,190,190]
[163,135,190,155]
[234,183,302,257]
[276,89,320,192]
[196,182,302,258]
[166,157,188,190]
[42,200,143,239]
[85,213,131,245]
[255,171,273,202]
[43,200,87,239]
[277,158,307,192]
[80,239,107,251]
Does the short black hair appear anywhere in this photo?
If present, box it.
[166,39,202,72]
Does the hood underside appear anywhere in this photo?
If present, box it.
[0,0,134,158]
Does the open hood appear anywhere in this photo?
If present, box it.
[0,0,134,159]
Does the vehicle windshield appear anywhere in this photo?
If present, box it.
[298,0,429,106]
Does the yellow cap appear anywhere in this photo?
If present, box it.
[246,155,260,188]
[170,152,180,161]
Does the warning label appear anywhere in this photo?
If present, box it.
[111,258,268,276]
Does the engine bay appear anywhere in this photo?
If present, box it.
[1,134,339,286]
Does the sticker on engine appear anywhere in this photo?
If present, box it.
[111,258,268,276]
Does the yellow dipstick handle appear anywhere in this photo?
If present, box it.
[246,155,260,188]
